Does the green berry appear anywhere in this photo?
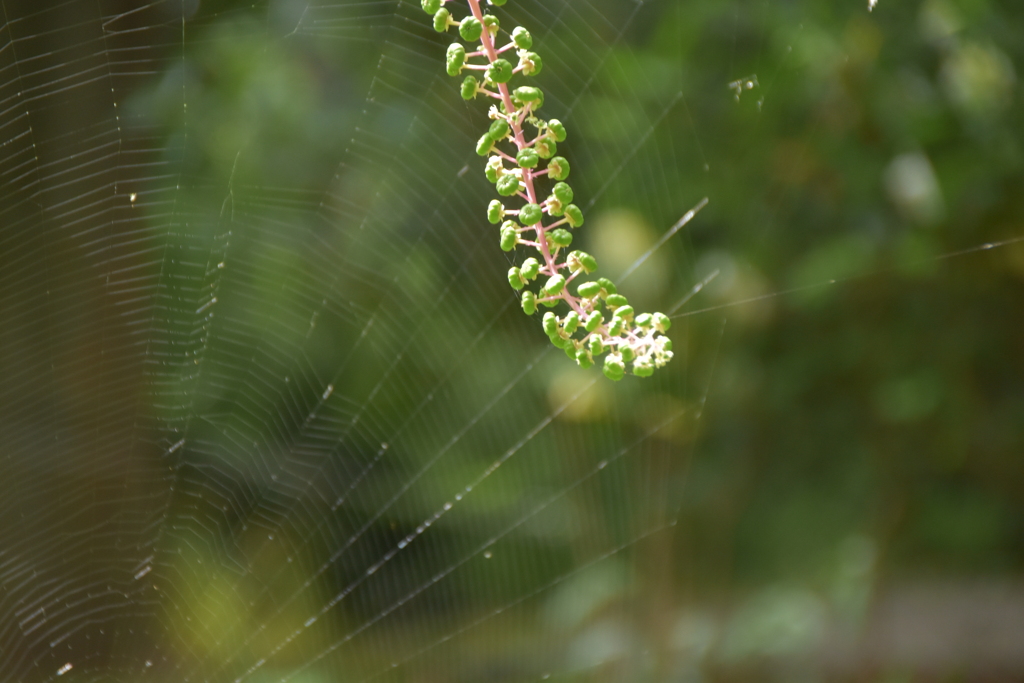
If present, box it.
[542,312,558,336]
[512,27,532,49]
[482,15,499,35]
[485,156,502,183]
[564,342,578,359]
[544,274,566,295]
[563,312,580,335]
[433,8,450,32]
[615,305,634,321]
[564,204,584,227]
[597,277,616,295]
[520,51,542,76]
[589,336,605,356]
[496,174,520,196]
[486,58,513,84]
[652,312,671,332]
[500,222,518,251]
[549,228,573,247]
[552,182,573,204]
[520,258,540,280]
[508,267,525,290]
[608,318,624,335]
[487,199,504,224]
[547,119,567,142]
[460,75,478,100]
[490,0,507,5]
[570,251,598,273]
[422,0,441,13]
[606,294,628,308]
[577,281,600,298]
[475,133,494,157]
[519,203,542,225]
[489,118,510,139]
[632,360,654,377]
[535,138,556,159]
[620,346,635,363]
[459,16,482,42]
[513,86,543,107]
[549,335,568,349]
[446,43,466,76]
[603,356,625,381]
[516,147,539,169]
[585,311,604,332]
[521,290,536,315]
[635,313,652,327]
[548,156,569,180]
[576,350,593,369]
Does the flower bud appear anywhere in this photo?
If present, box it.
[519,203,542,225]
[547,119,567,141]
[564,204,584,227]
[516,147,539,169]
[521,290,536,315]
[446,43,466,76]
[421,0,441,13]
[534,138,556,159]
[508,267,525,290]
[512,26,532,49]
[549,228,573,247]
[487,199,505,224]
[496,174,520,196]
[577,281,600,298]
[486,58,513,84]
[544,274,566,295]
[459,16,482,41]
[547,156,570,180]
[552,182,573,204]
[433,8,450,32]
[519,51,542,76]
[515,259,537,281]
[460,75,478,100]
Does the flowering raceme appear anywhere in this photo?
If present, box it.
[423,0,672,380]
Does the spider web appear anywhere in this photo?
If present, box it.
[1,0,1022,682]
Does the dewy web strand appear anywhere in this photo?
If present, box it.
[422,0,673,380]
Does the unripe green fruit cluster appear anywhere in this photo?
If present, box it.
[422,0,673,379]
